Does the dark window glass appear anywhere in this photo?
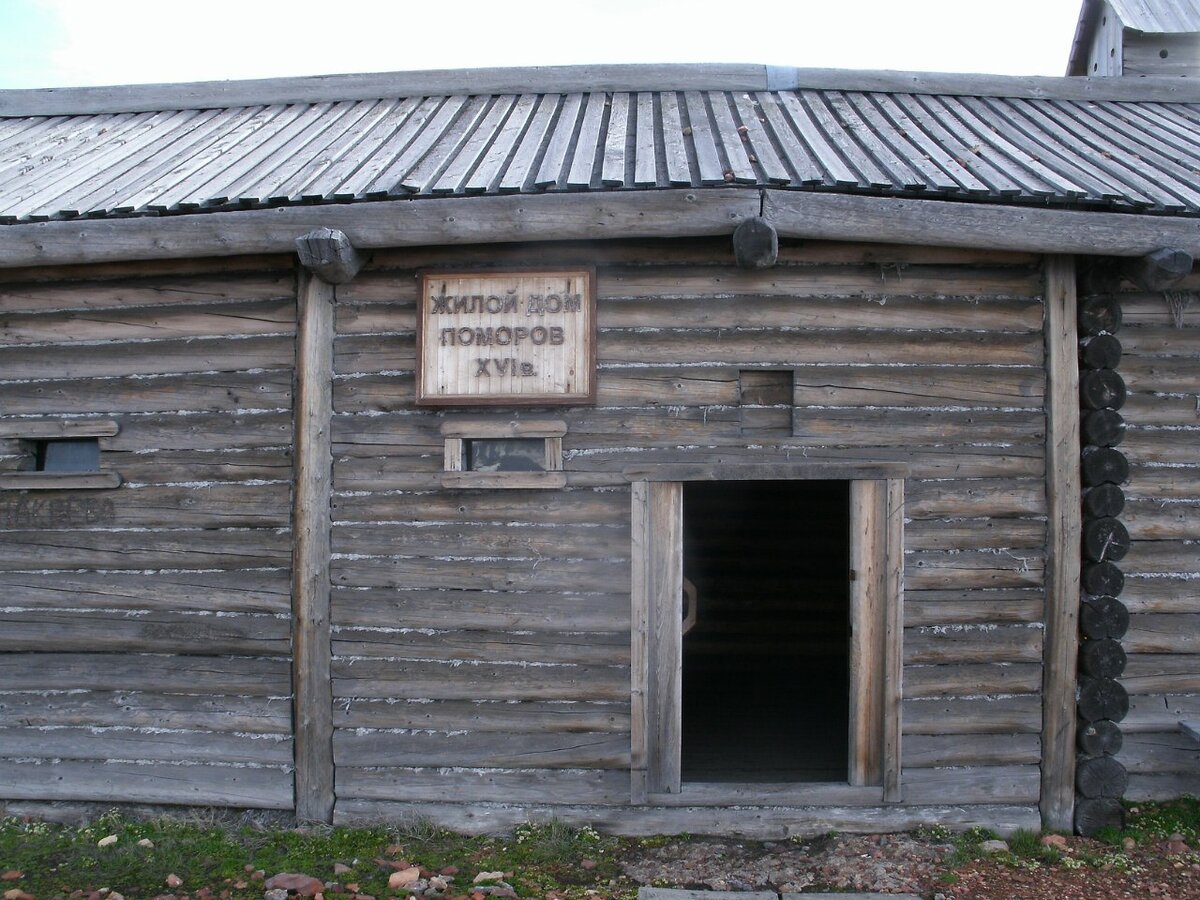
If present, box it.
[465,438,546,472]
[37,439,101,473]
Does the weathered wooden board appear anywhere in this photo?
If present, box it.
[0,691,292,732]
[792,409,1044,448]
[905,550,1044,590]
[333,730,629,768]
[903,519,1045,551]
[112,449,292,485]
[332,487,628,524]
[0,273,294,314]
[903,734,1040,768]
[1127,772,1200,801]
[331,628,629,666]
[0,372,293,416]
[1122,394,1200,428]
[337,767,631,805]
[0,760,292,808]
[906,479,1046,518]
[904,625,1043,664]
[1124,694,1200,733]
[1122,654,1200,694]
[0,726,291,765]
[0,300,295,345]
[105,412,293,451]
[0,609,290,655]
[331,556,629,593]
[334,698,630,732]
[0,484,292,530]
[901,765,1040,804]
[904,590,1044,626]
[0,334,295,380]
[1125,614,1200,654]
[1121,358,1200,393]
[1123,502,1200,540]
[0,529,291,570]
[1125,469,1200,502]
[0,653,291,694]
[332,658,629,702]
[0,569,290,613]
[792,366,1044,408]
[1122,540,1200,575]
[1119,732,1200,774]
[903,695,1042,734]
[331,522,630,560]
[1121,576,1200,614]
[332,588,630,632]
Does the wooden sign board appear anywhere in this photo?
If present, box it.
[417,269,595,406]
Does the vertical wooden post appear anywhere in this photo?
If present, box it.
[882,477,905,803]
[1041,255,1083,832]
[630,480,683,799]
[291,268,336,822]
[848,480,885,787]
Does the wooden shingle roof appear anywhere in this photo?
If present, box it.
[2,65,1200,226]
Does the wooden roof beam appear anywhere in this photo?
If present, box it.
[2,189,1200,269]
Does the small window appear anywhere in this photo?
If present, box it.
[441,418,566,489]
[37,439,100,473]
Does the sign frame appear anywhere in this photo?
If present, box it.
[416,267,597,407]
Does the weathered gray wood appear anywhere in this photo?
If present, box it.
[903,695,1042,734]
[333,798,1042,837]
[0,473,121,491]
[0,270,294,313]
[905,549,1044,590]
[0,191,761,268]
[0,419,118,439]
[883,478,904,803]
[0,691,292,732]
[0,569,289,614]
[335,698,630,732]
[292,270,335,823]
[902,765,1040,804]
[764,190,1200,257]
[904,624,1043,664]
[295,227,363,284]
[904,591,1043,626]
[0,371,293,416]
[904,663,1042,698]
[1123,248,1194,291]
[0,653,291,694]
[0,725,290,765]
[332,658,629,702]
[338,767,631,805]
[0,529,290,570]
[331,628,629,666]
[334,730,629,768]
[0,300,295,344]
[904,733,1041,768]
[732,217,779,269]
[331,555,629,594]
[650,783,883,807]
[849,480,885,788]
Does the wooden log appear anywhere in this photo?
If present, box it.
[1081,409,1125,448]
[903,662,1042,698]
[1082,517,1131,563]
[333,729,629,769]
[1122,540,1200,576]
[1079,334,1123,370]
[1082,484,1125,519]
[904,624,1043,664]
[334,698,630,733]
[903,694,1042,734]
[1079,370,1127,411]
[295,227,363,284]
[1078,638,1127,679]
[1126,772,1200,802]
[1081,447,1129,487]
[0,653,290,694]
[1120,576,1200,614]
[1077,719,1123,757]
[1078,295,1123,336]
[0,271,294,314]
[902,733,1041,768]
[337,767,631,806]
[0,529,290,571]
[1076,755,1128,799]
[1083,562,1125,597]
[901,765,1041,805]
[0,690,292,733]
[905,549,1043,590]
[731,217,779,269]
[1122,654,1200,694]
[1079,596,1130,640]
[1119,732,1200,774]
[1078,676,1129,723]
[1075,797,1124,835]
[0,725,291,765]
[331,628,629,667]
[1123,248,1194,291]
[1124,613,1200,654]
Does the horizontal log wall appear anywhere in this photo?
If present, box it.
[0,258,297,810]
[1117,265,1200,801]
[330,237,1047,822]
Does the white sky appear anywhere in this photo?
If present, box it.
[0,0,1086,90]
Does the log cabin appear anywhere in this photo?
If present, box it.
[0,4,1198,838]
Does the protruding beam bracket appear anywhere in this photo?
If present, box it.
[295,227,363,284]
[732,216,779,269]
[1122,247,1193,291]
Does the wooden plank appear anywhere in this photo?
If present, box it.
[903,695,1042,734]
[905,518,1045,551]
[906,479,1046,518]
[0,691,292,733]
[0,529,290,570]
[631,480,683,797]
[332,658,629,702]
[0,190,764,269]
[0,473,122,491]
[332,486,628,526]
[0,420,118,439]
[0,371,293,416]
[903,734,1041,768]
[1119,732,1200,774]
[792,366,1044,409]
[331,628,629,666]
[653,783,883,807]
[905,549,1044,590]
[904,625,1043,664]
[1125,614,1200,654]
[105,412,293,451]
[882,477,904,803]
[902,663,1042,698]
[334,522,627,561]
[902,765,1041,804]
[0,272,293,314]
[0,725,291,765]
[334,698,629,732]
[0,609,290,655]
[848,480,885,787]
[904,590,1044,626]
[1124,695,1200,733]
[763,190,1200,257]
[292,270,335,824]
[1123,540,1200,575]
[0,569,289,614]
[792,409,1044,449]
[334,730,629,768]
[0,653,291,694]
[0,759,292,808]
[1122,654,1200,693]
[1127,772,1200,801]
[1121,576,1200,614]
[338,767,631,805]
[332,556,630,593]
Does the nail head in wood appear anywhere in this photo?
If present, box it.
[1123,247,1193,291]
[732,216,779,269]
[295,227,363,284]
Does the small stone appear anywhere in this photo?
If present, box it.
[1169,838,1189,855]
[1041,834,1069,849]
[0,874,20,883]
[1123,836,1137,851]
[980,839,1009,854]
[98,834,119,847]
[388,867,422,889]
[439,868,459,877]
[138,838,155,849]
[4,891,35,900]
[472,873,504,885]
[166,875,184,889]
[334,864,353,876]
[580,859,597,871]
[429,877,449,891]
[264,890,288,900]
[265,873,325,897]
[252,871,266,882]
[1171,832,1187,842]
[109,894,125,900]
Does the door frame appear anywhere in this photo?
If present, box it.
[627,463,905,806]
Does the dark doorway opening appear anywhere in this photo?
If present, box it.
[681,480,850,782]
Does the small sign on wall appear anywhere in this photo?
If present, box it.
[417,269,596,406]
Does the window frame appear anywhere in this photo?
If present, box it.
[441,418,566,489]
[0,420,122,491]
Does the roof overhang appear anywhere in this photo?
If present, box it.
[2,188,1197,270]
